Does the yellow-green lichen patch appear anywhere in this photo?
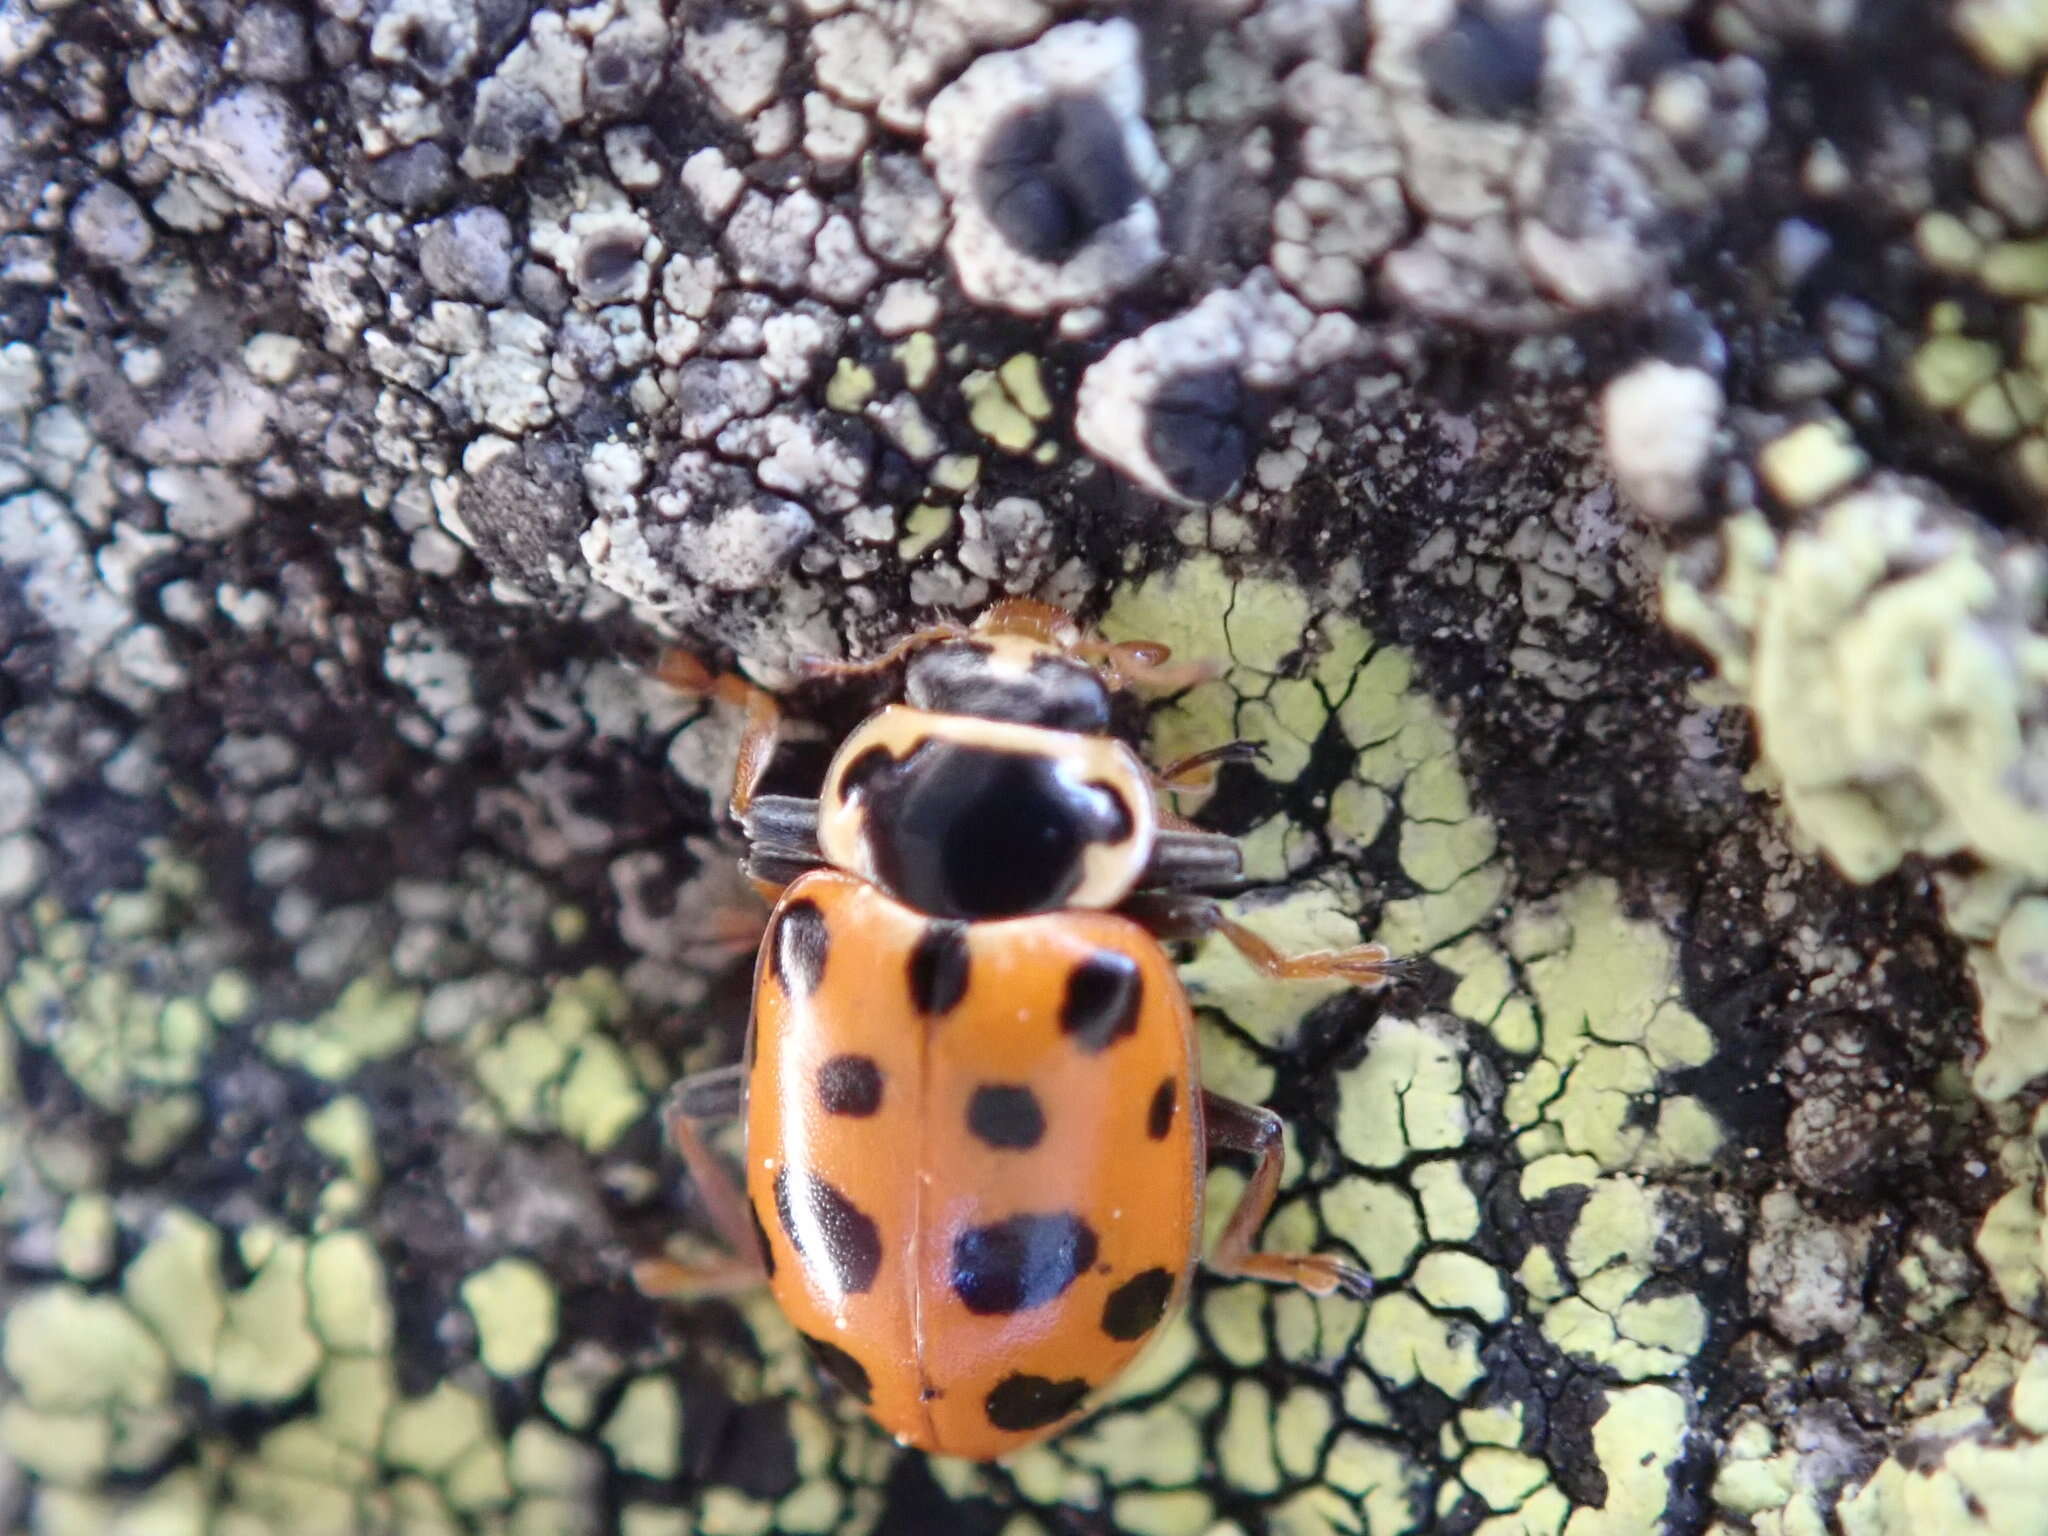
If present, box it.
[898,501,953,561]
[307,1229,395,1357]
[824,358,875,413]
[1517,1176,1711,1382]
[602,1373,684,1479]
[212,1234,325,1404]
[962,354,1053,455]
[55,1192,116,1280]
[1319,1174,1424,1280]
[1502,878,1722,1173]
[385,1379,499,1478]
[1362,1292,1487,1399]
[1180,883,1376,1048]
[3,867,239,1114]
[1665,478,2048,1099]
[466,968,648,1153]
[4,1285,172,1412]
[1063,1395,1206,1488]
[1331,1014,1471,1168]
[1560,1385,1689,1536]
[123,1208,228,1374]
[1978,1101,2048,1319]
[461,1256,559,1377]
[266,973,422,1080]
[1835,1322,2048,1536]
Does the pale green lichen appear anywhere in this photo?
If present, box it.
[2,859,235,1113]
[1665,475,2048,1099]
[461,1257,560,1378]
[601,1374,684,1479]
[962,353,1053,455]
[266,973,422,1080]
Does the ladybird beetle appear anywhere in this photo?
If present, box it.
[641,600,1398,1461]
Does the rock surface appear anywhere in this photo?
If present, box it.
[4,1,2048,1533]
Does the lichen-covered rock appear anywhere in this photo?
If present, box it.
[2,0,2044,1531]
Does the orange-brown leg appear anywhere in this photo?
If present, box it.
[653,651,784,821]
[1153,740,1266,791]
[795,621,970,683]
[632,1068,768,1299]
[1077,635,1217,692]
[1210,913,1399,986]
[1125,894,1401,988]
[1202,1091,1370,1298]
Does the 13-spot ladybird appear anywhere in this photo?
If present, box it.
[641,600,1398,1460]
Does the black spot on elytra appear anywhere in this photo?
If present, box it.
[950,1213,1097,1315]
[908,923,971,1014]
[974,93,1142,262]
[800,1332,873,1403]
[966,1085,1045,1150]
[772,900,829,999]
[774,1167,882,1294]
[984,1372,1091,1432]
[749,1199,776,1279]
[1101,1267,1174,1341]
[817,1054,883,1117]
[1060,952,1143,1053]
[1146,1078,1177,1140]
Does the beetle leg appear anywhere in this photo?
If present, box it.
[653,651,784,822]
[1201,1091,1370,1299]
[795,621,970,682]
[1123,894,1401,988]
[1076,636,1217,693]
[1152,740,1266,791]
[633,1069,768,1300]
[632,1253,766,1298]
[671,1062,745,1119]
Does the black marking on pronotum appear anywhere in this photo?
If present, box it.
[1060,951,1143,1052]
[774,1167,883,1294]
[749,1199,777,1280]
[966,1084,1045,1150]
[950,1213,1098,1315]
[847,740,1130,919]
[1146,1078,1176,1140]
[817,1053,883,1117]
[909,922,972,1014]
[974,93,1143,263]
[1085,780,1135,843]
[984,1372,1092,1432]
[771,900,829,999]
[1100,1267,1174,1341]
[838,743,895,801]
[800,1332,873,1404]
